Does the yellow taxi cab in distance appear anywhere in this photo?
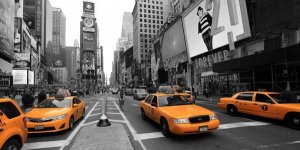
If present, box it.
[26,96,85,133]
[0,98,28,150]
[218,91,300,129]
[140,93,219,136]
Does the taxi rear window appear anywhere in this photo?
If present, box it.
[0,102,21,119]
[236,93,253,101]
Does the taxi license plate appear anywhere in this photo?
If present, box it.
[35,125,44,130]
[199,126,208,132]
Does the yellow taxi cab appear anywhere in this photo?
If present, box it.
[218,91,300,129]
[140,93,219,136]
[0,98,28,150]
[157,85,195,103]
[26,96,85,133]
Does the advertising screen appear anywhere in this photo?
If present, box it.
[83,1,95,15]
[183,0,251,58]
[23,0,36,30]
[161,18,186,60]
[12,70,27,85]
[28,70,34,85]
[13,53,30,70]
[0,0,14,57]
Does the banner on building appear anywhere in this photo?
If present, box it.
[0,0,14,57]
[13,53,30,70]
[23,0,36,31]
[183,0,251,58]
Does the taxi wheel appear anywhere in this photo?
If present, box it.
[161,118,171,137]
[2,138,21,150]
[286,114,300,130]
[69,116,74,130]
[227,105,238,115]
[141,109,147,120]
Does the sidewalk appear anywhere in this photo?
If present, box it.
[69,122,134,150]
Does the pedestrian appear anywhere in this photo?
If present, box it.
[38,90,47,104]
[22,90,35,108]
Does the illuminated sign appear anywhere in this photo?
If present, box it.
[183,0,251,58]
[12,70,27,85]
[83,1,95,15]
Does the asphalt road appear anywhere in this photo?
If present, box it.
[23,94,300,150]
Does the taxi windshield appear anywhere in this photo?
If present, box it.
[37,98,71,108]
[159,95,193,107]
[269,94,298,104]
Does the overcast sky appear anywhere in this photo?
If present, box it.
[49,0,135,80]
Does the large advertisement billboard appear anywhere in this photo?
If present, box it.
[161,18,186,60]
[13,53,31,70]
[23,0,36,30]
[0,0,14,57]
[12,70,27,85]
[83,1,95,15]
[183,0,251,58]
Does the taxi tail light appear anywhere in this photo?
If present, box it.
[23,117,29,128]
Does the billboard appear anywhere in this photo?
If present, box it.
[14,18,22,53]
[83,1,95,15]
[13,53,31,70]
[28,70,34,85]
[23,0,36,30]
[0,0,14,57]
[82,32,95,51]
[183,0,251,58]
[82,17,95,32]
[12,70,27,85]
[161,18,186,60]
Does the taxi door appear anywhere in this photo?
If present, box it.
[142,95,153,118]
[72,98,80,120]
[75,97,84,119]
[149,96,160,123]
[235,93,254,114]
[251,93,278,118]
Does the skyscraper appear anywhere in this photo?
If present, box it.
[51,7,66,67]
[132,0,172,64]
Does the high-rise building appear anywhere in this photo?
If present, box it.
[132,0,172,64]
[51,7,66,67]
[65,47,77,81]
[121,12,133,42]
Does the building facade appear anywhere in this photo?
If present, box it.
[51,7,66,67]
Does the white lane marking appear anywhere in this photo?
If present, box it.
[137,132,164,140]
[218,121,270,130]
[90,112,101,117]
[23,140,67,149]
[107,107,118,110]
[137,121,270,141]
[132,103,139,107]
[85,106,88,109]
[112,100,147,150]
[94,108,101,111]
[59,101,100,150]
[259,140,300,148]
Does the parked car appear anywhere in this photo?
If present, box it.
[112,88,118,94]
[133,88,149,100]
[0,98,28,150]
[125,88,133,95]
[218,91,300,129]
[26,96,86,133]
[140,93,219,136]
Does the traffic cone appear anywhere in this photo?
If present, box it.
[97,113,111,127]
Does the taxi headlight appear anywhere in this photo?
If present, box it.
[173,118,190,124]
[210,114,218,120]
[48,114,67,120]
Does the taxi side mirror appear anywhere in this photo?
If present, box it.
[73,104,79,107]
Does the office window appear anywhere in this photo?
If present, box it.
[161,16,163,19]
[152,0,154,3]
[140,14,142,17]
[152,10,155,13]
[157,20,159,23]
[153,30,155,33]
[144,4,146,7]
[148,5,150,8]
[140,9,142,12]
[144,24,147,27]
[148,15,151,18]
[149,20,151,23]
[141,54,143,58]
[145,29,147,32]
[161,11,163,15]
[156,1,158,4]
[140,19,142,22]
[156,6,159,9]
[145,49,148,53]
[160,6,163,10]
[140,29,143,32]
[157,25,159,28]
[152,6,154,9]
[153,25,155,28]
[144,19,146,22]
[140,24,143,27]
[160,2,162,4]
[140,4,142,7]
[140,34,143,37]
[153,15,155,18]
[144,9,146,12]
[157,16,159,19]
[157,11,159,14]
[149,30,151,33]
[153,20,155,23]
[148,10,150,13]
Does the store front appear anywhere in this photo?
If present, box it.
[213,44,300,93]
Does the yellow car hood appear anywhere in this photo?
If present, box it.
[26,108,71,118]
[159,105,214,118]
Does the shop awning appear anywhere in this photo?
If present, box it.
[213,44,300,73]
